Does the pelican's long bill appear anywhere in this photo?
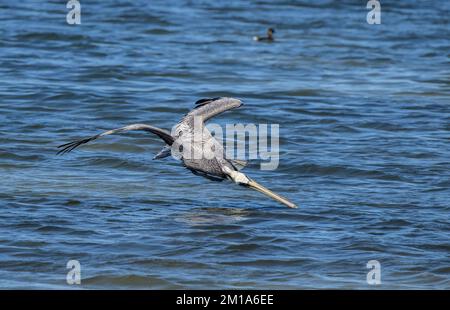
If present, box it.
[247,179,297,209]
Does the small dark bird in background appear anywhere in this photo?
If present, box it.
[253,28,275,41]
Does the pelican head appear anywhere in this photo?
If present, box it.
[222,166,297,208]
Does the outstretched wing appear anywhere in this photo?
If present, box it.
[57,124,173,155]
[187,97,242,123]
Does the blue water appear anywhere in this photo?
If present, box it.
[0,0,449,289]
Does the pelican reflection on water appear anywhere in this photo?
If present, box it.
[58,97,297,208]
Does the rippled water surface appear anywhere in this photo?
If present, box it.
[0,0,449,289]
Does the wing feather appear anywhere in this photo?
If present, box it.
[188,97,242,123]
[57,124,173,155]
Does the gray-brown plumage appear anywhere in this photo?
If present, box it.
[58,97,297,208]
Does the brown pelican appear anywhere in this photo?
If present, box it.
[57,97,297,208]
[253,28,275,41]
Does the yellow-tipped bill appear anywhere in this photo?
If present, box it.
[247,179,297,208]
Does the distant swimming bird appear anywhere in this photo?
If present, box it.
[253,28,275,41]
[57,97,297,208]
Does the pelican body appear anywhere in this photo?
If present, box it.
[58,97,297,208]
